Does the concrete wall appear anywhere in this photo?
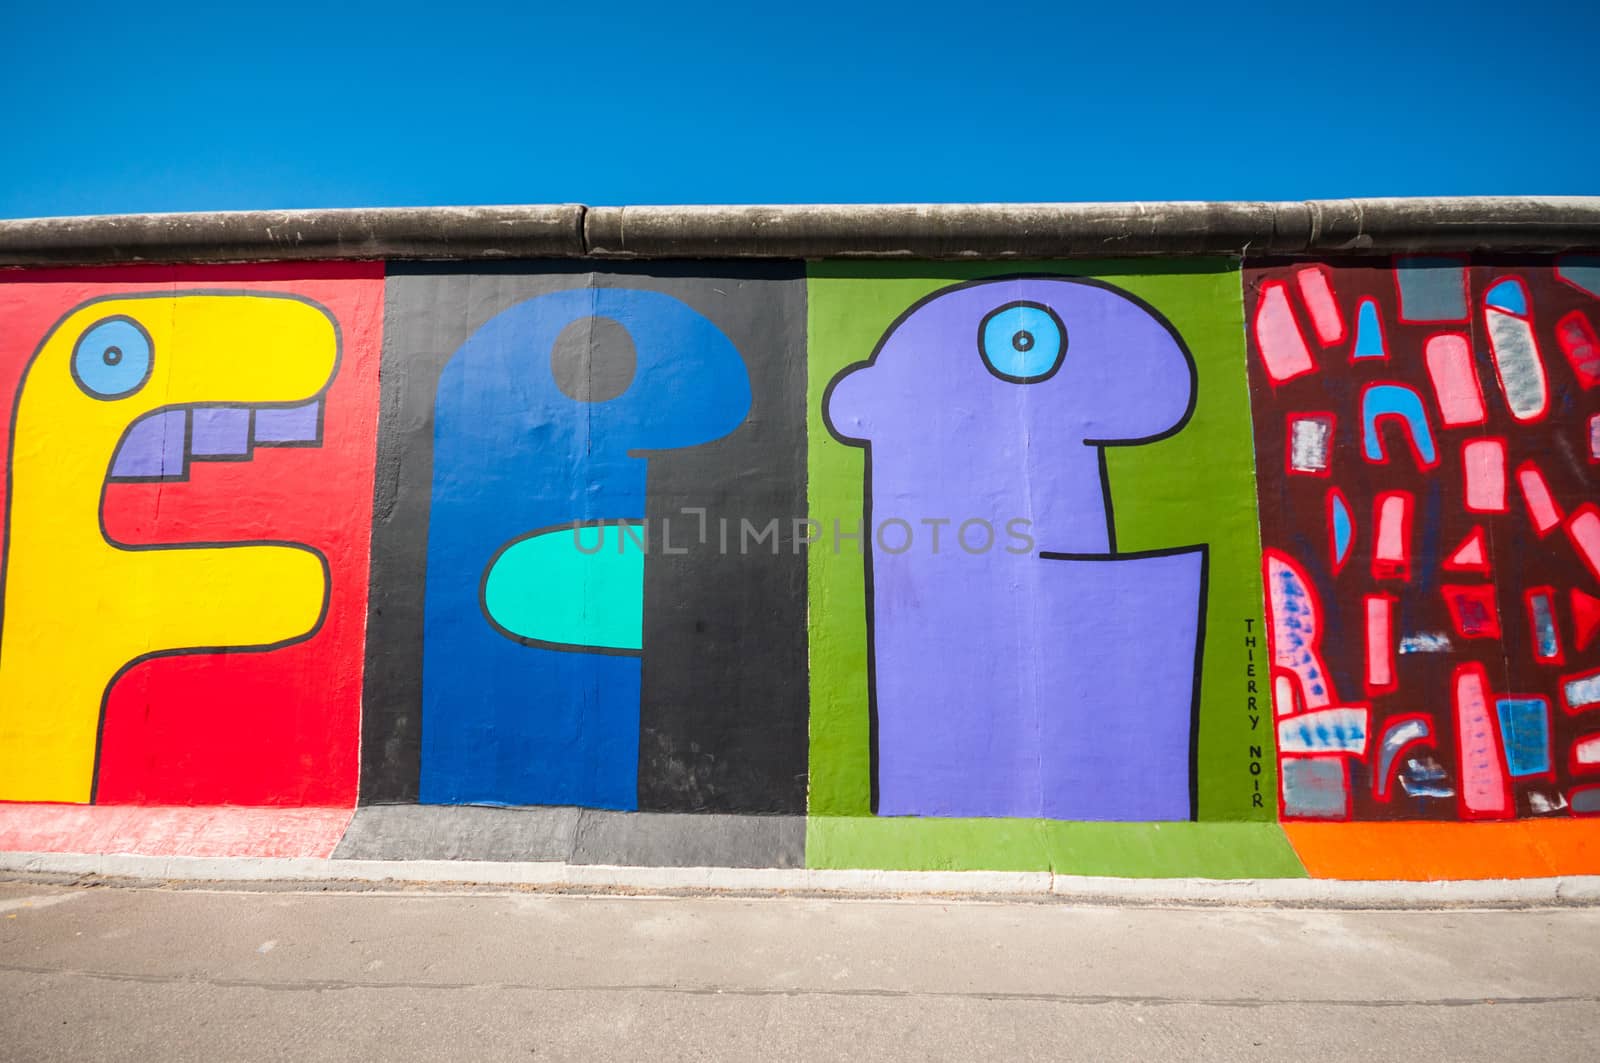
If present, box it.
[2,201,1599,879]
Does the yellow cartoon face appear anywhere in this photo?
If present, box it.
[20,293,340,496]
[0,292,342,804]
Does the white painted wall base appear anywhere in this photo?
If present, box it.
[3,851,1598,907]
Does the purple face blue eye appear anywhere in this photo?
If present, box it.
[73,316,152,399]
[979,301,1065,382]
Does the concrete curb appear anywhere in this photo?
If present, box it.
[2,198,1598,265]
[3,852,1597,908]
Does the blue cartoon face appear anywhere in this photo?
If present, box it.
[72,316,153,399]
[978,301,1067,382]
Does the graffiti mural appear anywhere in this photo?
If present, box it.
[0,244,1596,877]
[809,262,1268,832]
[364,265,808,813]
[1248,257,1600,821]
[0,264,381,805]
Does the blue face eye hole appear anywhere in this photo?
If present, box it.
[978,301,1066,383]
[72,316,153,399]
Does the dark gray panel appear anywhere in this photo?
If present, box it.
[332,806,805,868]
[333,805,582,862]
[362,262,808,812]
[571,811,806,868]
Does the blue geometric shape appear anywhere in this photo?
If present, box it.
[1486,278,1528,315]
[1362,384,1437,466]
[419,288,753,810]
[1278,708,1366,754]
[1495,697,1551,778]
[1331,493,1353,567]
[1530,593,1559,661]
[1353,299,1386,358]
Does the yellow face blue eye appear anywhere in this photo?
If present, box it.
[72,316,153,399]
[979,301,1066,382]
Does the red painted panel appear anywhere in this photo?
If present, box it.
[0,803,352,858]
[0,264,380,807]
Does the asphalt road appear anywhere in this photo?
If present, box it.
[1,878,1595,1061]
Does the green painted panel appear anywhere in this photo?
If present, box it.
[808,818,1308,878]
[806,259,1274,861]
[1039,822,1307,879]
[807,816,1051,873]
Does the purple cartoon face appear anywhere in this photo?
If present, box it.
[826,277,1197,555]
[824,276,1207,821]
[826,276,1195,449]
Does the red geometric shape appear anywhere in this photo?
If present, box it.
[1563,667,1600,717]
[1572,588,1600,653]
[1463,438,1508,513]
[1264,549,1341,713]
[1442,584,1502,640]
[1254,280,1316,384]
[1371,491,1412,581]
[1568,504,1600,585]
[1556,309,1600,389]
[1364,594,1398,694]
[1516,460,1563,537]
[1573,734,1600,776]
[1424,332,1487,427]
[1294,266,1345,346]
[1444,526,1490,574]
[1453,662,1514,820]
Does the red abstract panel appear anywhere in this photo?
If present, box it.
[1248,257,1600,822]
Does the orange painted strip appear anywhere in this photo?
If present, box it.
[0,804,354,859]
[1285,820,1600,880]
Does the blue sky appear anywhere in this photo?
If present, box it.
[2,1,1595,217]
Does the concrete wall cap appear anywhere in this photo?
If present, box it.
[1,198,1597,266]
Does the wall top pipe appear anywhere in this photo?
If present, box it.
[0,198,1597,267]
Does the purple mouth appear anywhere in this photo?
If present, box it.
[108,400,324,482]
